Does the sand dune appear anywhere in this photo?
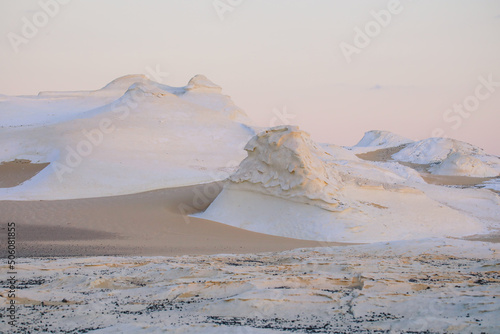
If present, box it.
[0,183,346,258]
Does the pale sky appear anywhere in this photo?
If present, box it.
[1,0,499,154]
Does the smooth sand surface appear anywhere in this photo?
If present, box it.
[355,145,407,162]
[0,159,49,188]
[0,183,348,258]
[420,173,497,186]
[463,232,500,243]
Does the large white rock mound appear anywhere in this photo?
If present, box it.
[0,74,254,200]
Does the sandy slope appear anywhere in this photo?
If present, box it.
[0,183,345,258]
[0,160,48,188]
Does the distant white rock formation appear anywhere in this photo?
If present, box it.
[392,137,500,177]
[185,74,222,92]
[428,152,499,177]
[392,137,483,164]
[353,130,414,150]
[348,131,500,178]
[181,75,249,123]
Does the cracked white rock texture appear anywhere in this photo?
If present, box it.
[229,125,346,211]
[1,238,498,333]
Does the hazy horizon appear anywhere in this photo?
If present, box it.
[1,0,499,154]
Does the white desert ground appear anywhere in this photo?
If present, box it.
[0,75,499,333]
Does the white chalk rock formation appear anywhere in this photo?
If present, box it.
[0,74,254,200]
[229,126,345,211]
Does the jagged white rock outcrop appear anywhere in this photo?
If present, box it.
[229,126,345,211]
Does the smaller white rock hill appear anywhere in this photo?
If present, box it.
[392,137,484,164]
[428,152,499,177]
[392,137,500,177]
